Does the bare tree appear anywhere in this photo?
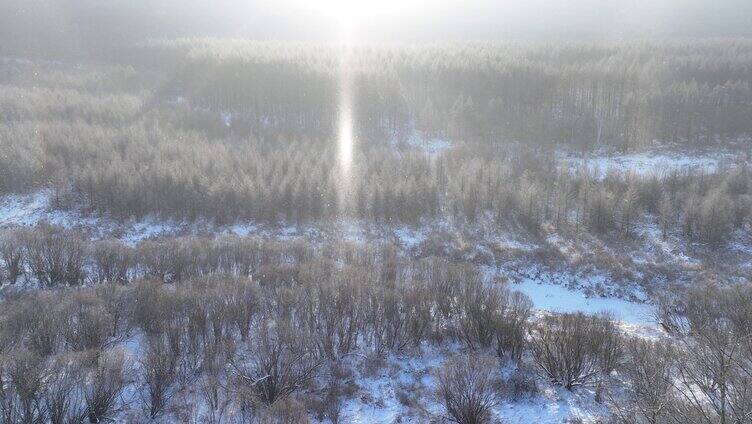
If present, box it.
[457,277,502,350]
[5,293,63,357]
[3,349,47,424]
[43,354,86,424]
[495,290,533,361]
[530,313,622,390]
[90,240,133,284]
[362,281,430,355]
[0,229,27,285]
[61,293,116,352]
[140,333,181,419]
[435,355,501,424]
[198,344,234,424]
[301,273,361,360]
[230,321,320,407]
[84,349,132,424]
[25,226,87,287]
[224,277,260,341]
[659,283,752,424]
[137,239,192,283]
[609,338,678,424]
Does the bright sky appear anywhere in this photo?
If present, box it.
[3,0,751,44]
[241,0,752,41]
[304,0,429,23]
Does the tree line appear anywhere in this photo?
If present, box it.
[2,118,749,245]
[1,47,750,248]
[4,40,752,150]
[150,39,752,149]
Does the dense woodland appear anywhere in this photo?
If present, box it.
[1,116,750,245]
[3,115,750,245]
[1,41,752,246]
[1,38,752,423]
[5,39,752,148]
[150,40,752,147]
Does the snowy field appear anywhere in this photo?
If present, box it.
[512,278,654,326]
[390,131,453,154]
[560,149,744,178]
[324,343,612,424]
[0,190,188,244]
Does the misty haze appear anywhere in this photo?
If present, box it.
[0,1,751,423]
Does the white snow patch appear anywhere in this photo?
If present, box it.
[0,191,51,227]
[0,191,199,244]
[491,232,538,252]
[394,227,427,248]
[497,238,537,252]
[562,151,738,178]
[338,221,369,243]
[0,190,108,234]
[338,343,614,424]
[338,344,448,424]
[227,222,259,237]
[638,218,700,266]
[220,111,233,127]
[277,225,299,239]
[513,278,655,326]
[497,385,607,424]
[119,218,181,245]
[391,131,453,154]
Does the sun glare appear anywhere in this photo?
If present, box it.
[311,0,414,25]
[336,29,354,214]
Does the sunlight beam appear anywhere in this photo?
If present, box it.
[310,0,419,26]
[336,22,355,215]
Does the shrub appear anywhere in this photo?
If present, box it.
[302,271,361,360]
[84,349,132,423]
[43,353,86,424]
[609,338,678,424]
[506,368,538,401]
[90,240,133,284]
[530,313,622,390]
[0,349,47,423]
[457,277,503,350]
[140,334,180,419]
[61,293,116,352]
[0,229,27,285]
[6,293,63,356]
[25,226,87,287]
[362,280,430,356]
[230,321,320,407]
[495,290,533,360]
[435,355,501,424]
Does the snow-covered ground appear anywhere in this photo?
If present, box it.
[390,131,453,154]
[561,150,742,178]
[0,190,105,232]
[0,190,196,244]
[1,186,732,324]
[403,133,452,154]
[489,261,663,338]
[2,190,669,332]
[0,190,332,245]
[322,343,612,424]
[512,278,654,326]
[0,189,709,423]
